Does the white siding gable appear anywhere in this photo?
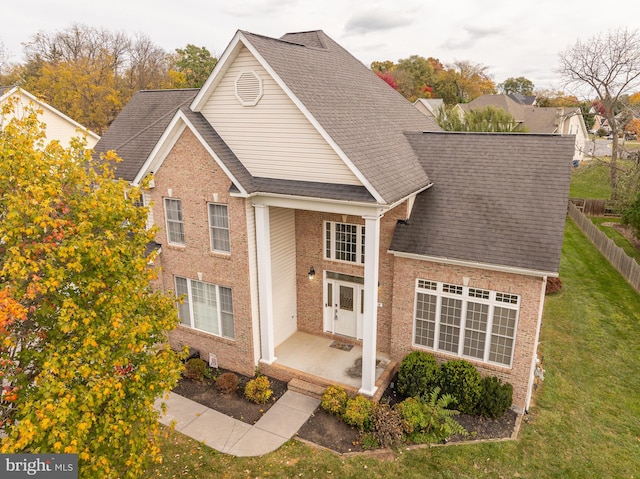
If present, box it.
[0,89,99,149]
[199,47,362,185]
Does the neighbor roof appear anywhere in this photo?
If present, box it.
[460,95,526,123]
[93,89,199,181]
[205,30,441,204]
[391,131,574,274]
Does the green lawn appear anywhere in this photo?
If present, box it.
[570,161,611,199]
[591,216,640,263]
[147,219,640,478]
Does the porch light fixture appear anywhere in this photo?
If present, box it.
[308,266,316,280]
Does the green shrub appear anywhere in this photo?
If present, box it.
[396,388,466,444]
[244,375,273,404]
[372,402,404,448]
[321,385,348,416]
[438,359,482,415]
[477,376,513,419]
[183,358,207,381]
[216,372,239,394]
[344,395,374,431]
[397,351,439,399]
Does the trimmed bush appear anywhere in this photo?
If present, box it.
[372,402,404,448]
[216,372,239,394]
[397,351,439,399]
[344,395,374,431]
[183,358,207,381]
[321,385,348,416]
[477,376,513,419]
[244,375,273,404]
[438,359,482,415]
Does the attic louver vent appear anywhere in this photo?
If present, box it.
[235,71,263,106]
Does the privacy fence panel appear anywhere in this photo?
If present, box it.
[567,201,640,293]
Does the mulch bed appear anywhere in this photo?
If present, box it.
[172,370,519,454]
[172,368,287,425]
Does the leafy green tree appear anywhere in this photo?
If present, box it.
[498,76,534,95]
[437,104,527,132]
[622,192,640,239]
[0,100,183,477]
[395,55,436,102]
[169,44,218,88]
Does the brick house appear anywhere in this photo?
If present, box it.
[95,30,573,413]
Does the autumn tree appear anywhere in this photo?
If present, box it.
[169,44,218,88]
[0,100,183,477]
[498,76,534,96]
[17,24,175,134]
[625,117,640,138]
[559,27,640,196]
[433,61,496,104]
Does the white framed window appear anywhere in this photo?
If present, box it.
[208,203,230,253]
[175,276,235,339]
[324,221,365,264]
[413,279,519,367]
[164,198,184,245]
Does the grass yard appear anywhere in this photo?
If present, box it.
[147,219,640,478]
[591,216,640,263]
[570,161,611,199]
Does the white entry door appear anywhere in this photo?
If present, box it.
[325,278,362,338]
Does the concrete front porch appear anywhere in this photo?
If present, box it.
[260,331,398,401]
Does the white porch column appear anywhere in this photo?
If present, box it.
[254,204,276,364]
[359,214,381,396]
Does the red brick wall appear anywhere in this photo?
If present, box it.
[390,256,543,412]
[149,128,255,376]
[294,205,408,354]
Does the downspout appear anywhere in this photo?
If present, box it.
[525,275,547,413]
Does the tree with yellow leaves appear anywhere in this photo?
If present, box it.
[0,100,183,477]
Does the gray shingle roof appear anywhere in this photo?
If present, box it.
[93,89,199,181]
[241,30,440,204]
[390,131,574,273]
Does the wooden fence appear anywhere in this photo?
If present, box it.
[567,201,640,293]
[570,198,614,217]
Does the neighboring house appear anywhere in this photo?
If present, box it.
[413,98,444,121]
[452,94,588,162]
[589,106,610,134]
[95,30,573,413]
[0,86,100,149]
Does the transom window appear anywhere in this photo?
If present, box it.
[324,221,365,264]
[175,277,235,339]
[164,198,184,245]
[208,203,230,253]
[413,279,519,367]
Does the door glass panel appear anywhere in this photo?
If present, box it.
[339,285,354,311]
[327,283,333,306]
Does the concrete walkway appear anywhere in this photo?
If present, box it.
[155,391,320,457]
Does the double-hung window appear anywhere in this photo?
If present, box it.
[175,277,235,339]
[164,198,184,245]
[413,279,519,367]
[208,203,230,253]
[324,221,365,264]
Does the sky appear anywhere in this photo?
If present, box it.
[2,0,640,92]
